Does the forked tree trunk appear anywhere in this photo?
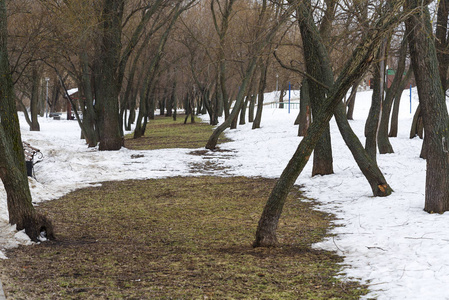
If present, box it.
[253,0,402,247]
[299,5,333,176]
[405,0,449,213]
[389,69,412,137]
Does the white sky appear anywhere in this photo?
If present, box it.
[0,87,447,299]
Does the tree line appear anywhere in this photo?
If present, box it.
[1,0,449,246]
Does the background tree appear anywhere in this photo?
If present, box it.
[405,0,449,213]
[206,0,299,149]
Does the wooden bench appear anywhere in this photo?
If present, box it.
[23,142,42,177]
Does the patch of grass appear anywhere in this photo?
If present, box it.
[0,177,367,299]
[124,114,230,150]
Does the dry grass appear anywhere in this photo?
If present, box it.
[0,177,367,299]
[124,115,230,150]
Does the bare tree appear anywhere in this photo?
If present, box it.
[0,0,54,241]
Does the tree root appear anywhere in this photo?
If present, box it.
[18,213,55,242]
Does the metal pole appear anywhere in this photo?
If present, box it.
[288,82,291,114]
[45,78,49,117]
[276,74,279,91]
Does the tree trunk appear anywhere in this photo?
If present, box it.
[389,69,412,137]
[239,79,254,126]
[364,45,385,162]
[278,87,285,109]
[248,92,256,123]
[299,3,333,176]
[346,80,360,120]
[254,0,402,247]
[18,97,32,127]
[80,51,98,147]
[166,80,176,117]
[0,0,53,241]
[435,0,449,92]
[378,36,408,153]
[30,66,40,131]
[211,0,234,121]
[252,60,268,129]
[405,0,449,213]
[409,104,424,139]
[95,0,124,151]
[296,78,311,136]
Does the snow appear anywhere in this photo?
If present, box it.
[66,88,78,96]
[0,87,447,299]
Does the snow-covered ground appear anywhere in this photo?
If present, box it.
[0,87,447,299]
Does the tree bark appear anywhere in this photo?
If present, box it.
[405,0,449,213]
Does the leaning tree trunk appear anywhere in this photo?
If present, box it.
[405,0,449,213]
[0,0,53,241]
[253,0,402,247]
